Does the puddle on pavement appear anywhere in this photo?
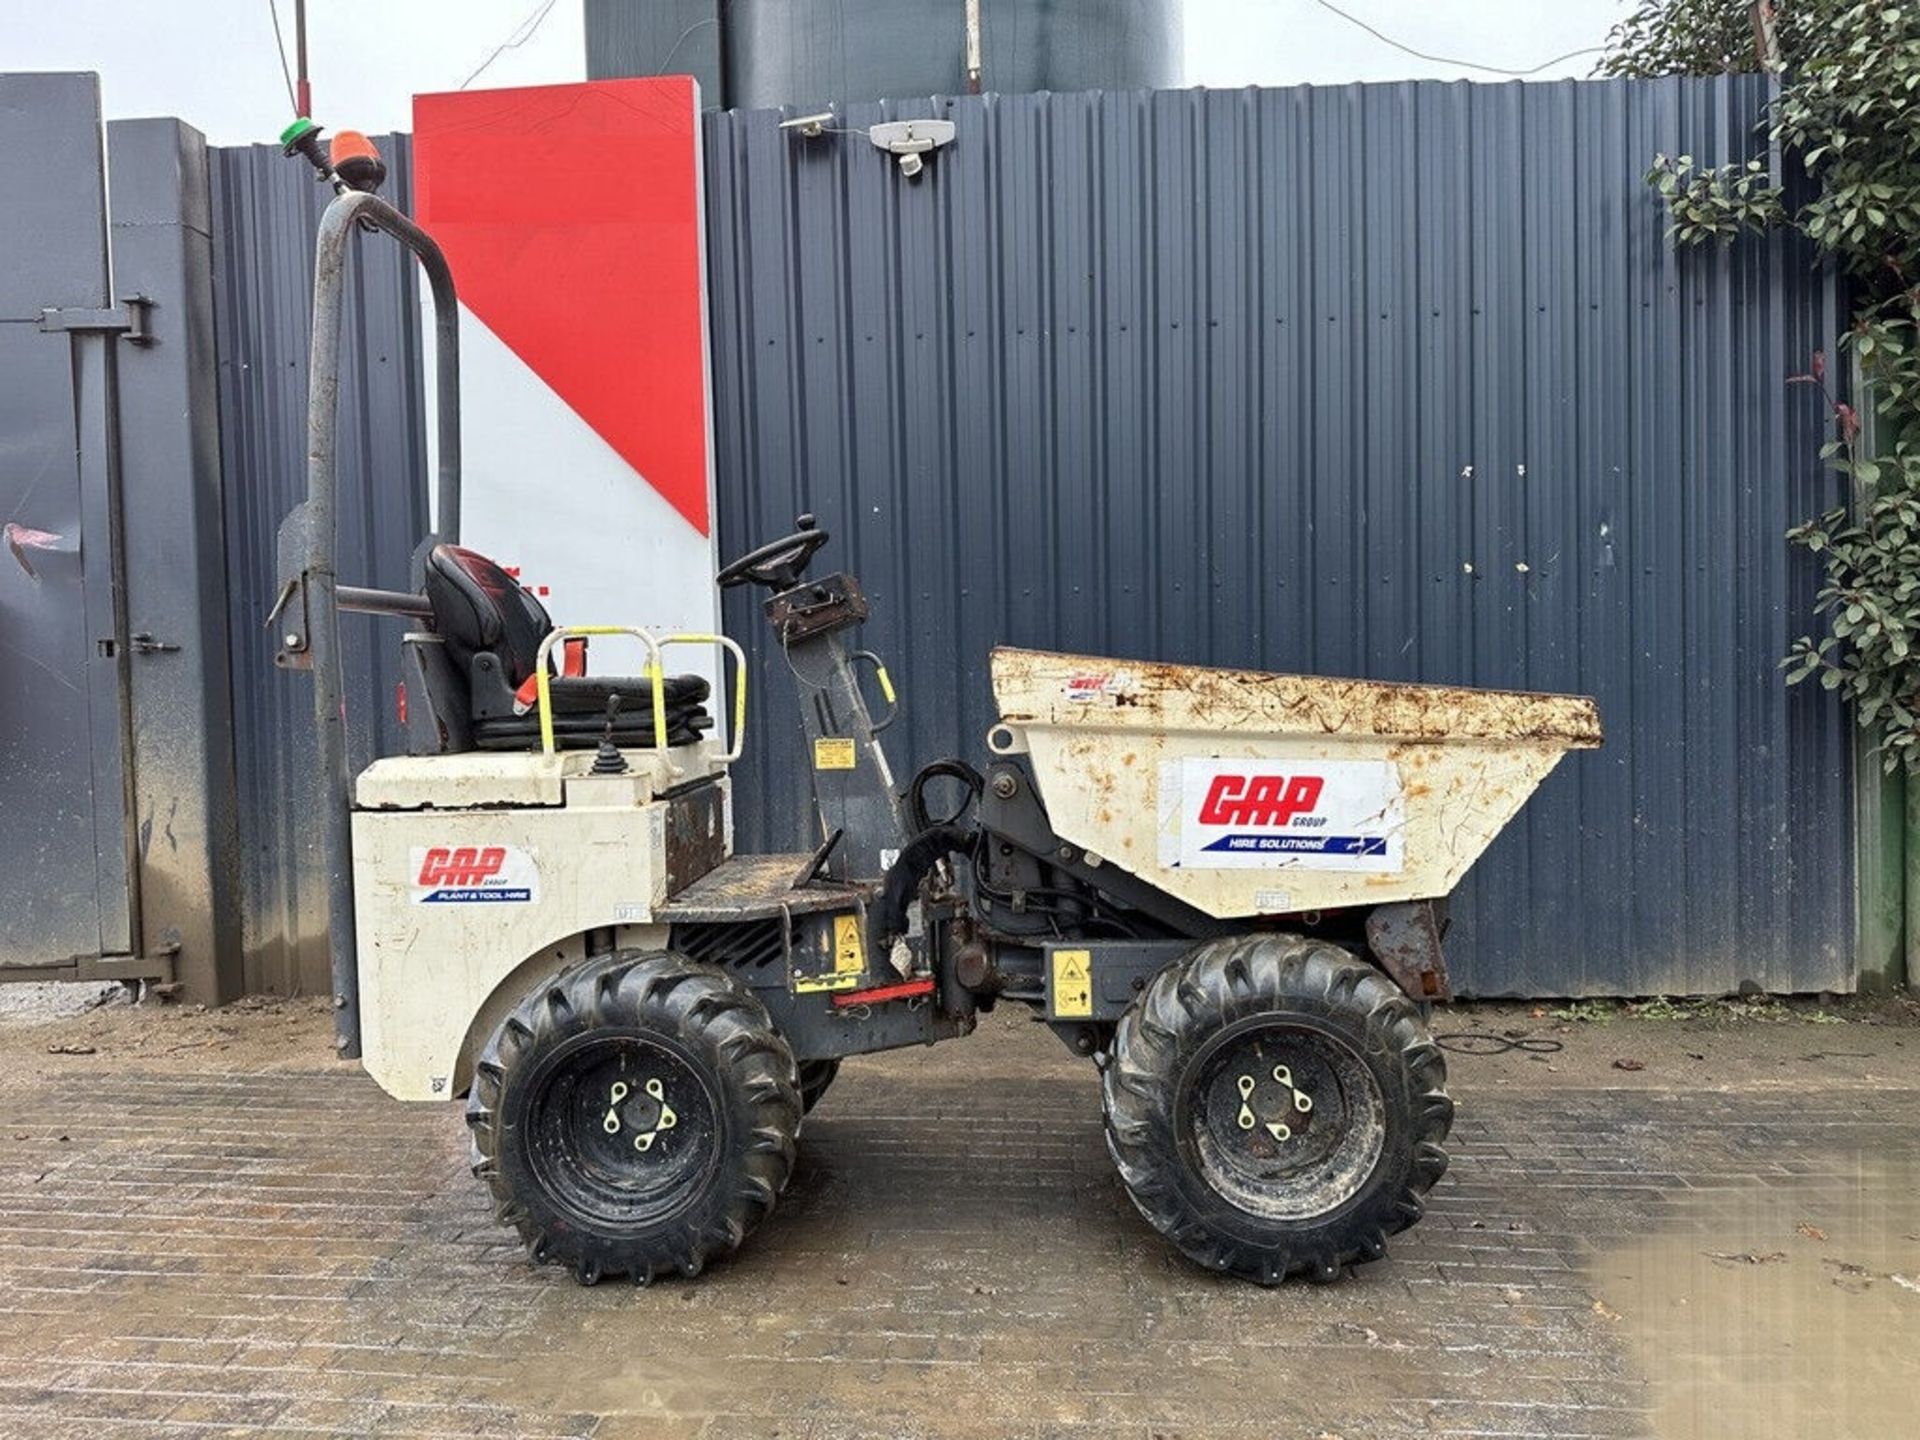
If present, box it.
[1589,1158,1920,1440]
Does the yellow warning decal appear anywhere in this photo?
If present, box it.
[793,972,858,994]
[832,913,864,975]
[1051,949,1093,1018]
[814,737,857,770]
[795,913,867,994]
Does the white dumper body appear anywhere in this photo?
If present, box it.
[285,171,1607,1288]
[988,647,1604,920]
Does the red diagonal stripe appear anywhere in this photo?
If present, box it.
[415,79,711,535]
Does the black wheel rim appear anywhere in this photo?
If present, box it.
[1180,1017,1386,1222]
[523,1031,721,1228]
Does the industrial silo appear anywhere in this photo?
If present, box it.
[585,0,1184,108]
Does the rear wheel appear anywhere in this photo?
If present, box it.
[466,950,801,1285]
[1102,935,1452,1285]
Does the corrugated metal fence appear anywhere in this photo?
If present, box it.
[205,77,1853,997]
[703,76,1852,996]
[209,135,426,996]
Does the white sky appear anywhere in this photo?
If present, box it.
[11,1,1627,146]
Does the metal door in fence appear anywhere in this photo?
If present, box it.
[2,75,239,995]
[0,74,134,973]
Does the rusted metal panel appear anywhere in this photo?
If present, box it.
[656,853,878,922]
[705,76,1853,996]
[1366,901,1453,1003]
[994,647,1596,919]
[763,571,869,643]
[664,779,729,895]
[992,647,1604,747]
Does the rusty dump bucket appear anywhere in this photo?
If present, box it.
[988,648,1603,920]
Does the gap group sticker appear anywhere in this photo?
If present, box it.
[1158,758,1405,873]
[1062,669,1138,703]
[411,844,540,903]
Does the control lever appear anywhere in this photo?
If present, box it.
[590,695,629,775]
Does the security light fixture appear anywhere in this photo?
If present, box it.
[780,112,836,139]
[867,118,956,178]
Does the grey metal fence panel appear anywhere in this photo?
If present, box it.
[209,135,427,997]
[107,116,245,1001]
[0,74,126,968]
[704,76,1853,996]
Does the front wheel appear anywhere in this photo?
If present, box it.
[797,1058,840,1114]
[466,950,801,1285]
[1102,935,1452,1285]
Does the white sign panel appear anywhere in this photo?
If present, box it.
[1158,758,1404,873]
[410,844,541,904]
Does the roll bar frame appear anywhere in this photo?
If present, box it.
[276,189,462,1059]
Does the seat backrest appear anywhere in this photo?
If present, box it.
[423,544,553,686]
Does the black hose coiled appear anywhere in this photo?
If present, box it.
[905,758,984,832]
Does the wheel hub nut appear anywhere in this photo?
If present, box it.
[602,1077,677,1153]
[1236,1064,1313,1142]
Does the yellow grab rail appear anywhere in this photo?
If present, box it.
[656,632,750,763]
[530,626,666,756]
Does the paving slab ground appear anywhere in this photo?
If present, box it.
[0,993,1917,1439]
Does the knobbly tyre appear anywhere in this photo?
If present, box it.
[275,127,1602,1288]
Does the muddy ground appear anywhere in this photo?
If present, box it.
[0,988,1915,1438]
[9,982,1916,1090]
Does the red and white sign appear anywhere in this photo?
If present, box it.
[413,78,722,701]
[1062,669,1138,704]
[411,844,540,903]
[1158,758,1404,873]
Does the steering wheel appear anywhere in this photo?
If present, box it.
[717,513,832,590]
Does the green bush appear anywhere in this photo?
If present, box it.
[1607,3,1920,770]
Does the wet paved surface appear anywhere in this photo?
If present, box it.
[0,1009,1917,1438]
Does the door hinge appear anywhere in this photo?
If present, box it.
[39,294,156,347]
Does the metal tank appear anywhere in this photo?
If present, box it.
[585,0,1183,109]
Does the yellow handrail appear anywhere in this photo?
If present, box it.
[656,632,750,763]
[530,626,666,755]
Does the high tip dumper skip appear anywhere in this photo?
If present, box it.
[278,152,1601,1288]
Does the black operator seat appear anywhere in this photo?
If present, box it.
[421,544,711,751]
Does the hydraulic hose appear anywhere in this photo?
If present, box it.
[905,758,984,832]
[872,823,976,947]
